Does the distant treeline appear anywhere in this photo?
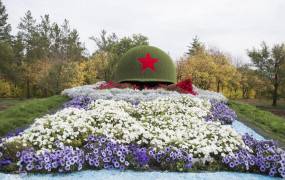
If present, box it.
[177,37,285,106]
[0,0,284,106]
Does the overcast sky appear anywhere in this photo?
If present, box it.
[3,0,285,63]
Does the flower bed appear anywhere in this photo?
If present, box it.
[61,81,228,103]
[0,82,284,178]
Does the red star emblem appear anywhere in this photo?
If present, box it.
[137,53,159,73]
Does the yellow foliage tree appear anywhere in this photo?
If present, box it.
[59,61,86,90]
[177,49,242,98]
[82,59,98,84]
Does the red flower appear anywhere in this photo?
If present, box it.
[98,81,121,89]
[175,79,197,95]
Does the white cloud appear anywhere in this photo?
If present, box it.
[3,0,285,63]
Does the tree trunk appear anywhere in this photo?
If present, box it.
[272,72,279,106]
[44,88,48,97]
[26,79,30,98]
[217,80,221,92]
[272,83,278,106]
[242,86,246,98]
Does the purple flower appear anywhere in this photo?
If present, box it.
[185,162,192,169]
[26,164,34,171]
[94,161,100,167]
[229,162,235,168]
[116,151,122,157]
[124,161,129,166]
[223,134,285,178]
[0,159,12,166]
[113,161,120,168]
[119,157,125,163]
[103,164,109,169]
[64,96,93,109]
[65,165,71,171]
[133,148,149,166]
[206,100,237,124]
[4,135,195,174]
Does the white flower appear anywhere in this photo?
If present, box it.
[5,95,243,159]
[61,81,228,103]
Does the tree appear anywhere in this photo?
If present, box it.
[91,30,148,56]
[0,41,14,78]
[0,0,11,42]
[178,52,216,89]
[60,19,85,61]
[18,10,42,62]
[186,36,205,56]
[0,0,13,77]
[90,30,149,81]
[210,50,237,93]
[178,43,243,99]
[248,42,285,106]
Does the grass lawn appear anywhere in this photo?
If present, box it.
[0,98,24,111]
[237,98,285,118]
[0,95,69,137]
[229,100,285,148]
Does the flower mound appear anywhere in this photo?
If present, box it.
[62,81,228,103]
[5,96,244,160]
[0,82,284,178]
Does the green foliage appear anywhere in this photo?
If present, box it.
[90,30,149,81]
[0,6,88,98]
[248,42,285,106]
[186,36,205,57]
[229,101,285,147]
[238,65,269,99]
[0,41,14,76]
[0,0,11,42]
[115,45,177,84]
[0,95,68,136]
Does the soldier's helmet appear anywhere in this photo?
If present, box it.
[114,45,177,84]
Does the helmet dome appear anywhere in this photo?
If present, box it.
[114,45,177,84]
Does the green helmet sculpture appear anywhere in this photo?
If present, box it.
[114,45,177,84]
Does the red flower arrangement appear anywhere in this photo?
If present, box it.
[175,79,197,95]
[98,81,166,90]
[97,79,198,96]
[98,81,139,90]
[99,81,125,89]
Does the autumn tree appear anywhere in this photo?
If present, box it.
[248,42,285,106]
[8,10,87,97]
[178,53,217,89]
[179,38,239,96]
[210,49,238,93]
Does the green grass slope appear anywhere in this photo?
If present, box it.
[229,101,285,148]
[0,96,69,137]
